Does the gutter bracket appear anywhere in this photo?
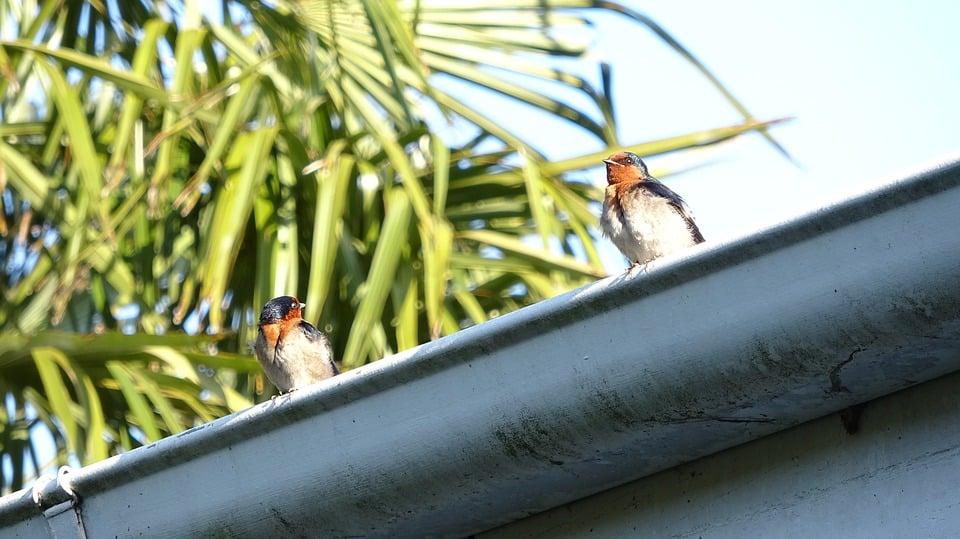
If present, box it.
[32,467,88,539]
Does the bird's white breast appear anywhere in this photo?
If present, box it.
[601,185,697,265]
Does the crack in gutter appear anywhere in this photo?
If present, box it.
[830,346,866,393]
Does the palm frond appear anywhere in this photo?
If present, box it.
[0,0,789,492]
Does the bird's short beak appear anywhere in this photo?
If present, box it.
[602,159,618,166]
[299,302,306,309]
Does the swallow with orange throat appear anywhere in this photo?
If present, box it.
[254,295,338,394]
[600,151,705,268]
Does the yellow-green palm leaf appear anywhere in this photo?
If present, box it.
[0,0,787,493]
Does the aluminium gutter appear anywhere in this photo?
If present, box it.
[2,154,960,538]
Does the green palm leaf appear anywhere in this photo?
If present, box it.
[0,0,789,493]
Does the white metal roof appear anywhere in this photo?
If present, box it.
[3,154,960,537]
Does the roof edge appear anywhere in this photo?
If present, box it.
[3,154,960,536]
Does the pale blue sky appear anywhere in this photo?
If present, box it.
[433,2,960,273]
[584,1,960,270]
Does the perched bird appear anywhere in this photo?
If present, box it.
[253,296,338,394]
[600,151,705,267]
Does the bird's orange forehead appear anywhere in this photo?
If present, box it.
[606,152,630,164]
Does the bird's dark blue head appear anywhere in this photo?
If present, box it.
[259,296,305,325]
[603,151,651,184]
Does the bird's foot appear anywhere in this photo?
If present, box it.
[626,262,648,277]
[271,387,299,399]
